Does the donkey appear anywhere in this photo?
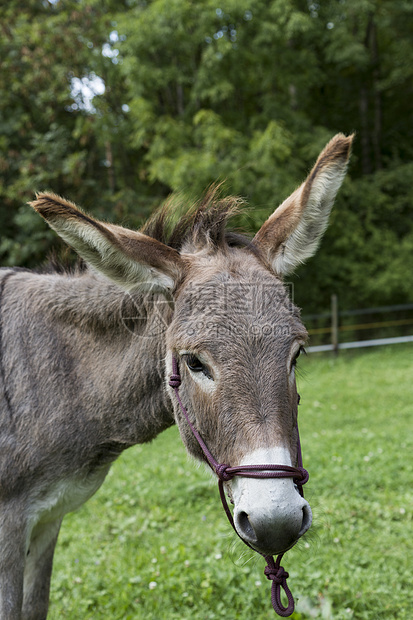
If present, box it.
[0,133,352,619]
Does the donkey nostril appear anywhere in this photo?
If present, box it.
[237,511,257,542]
[299,503,313,537]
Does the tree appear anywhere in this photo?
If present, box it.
[0,0,159,266]
[1,0,412,312]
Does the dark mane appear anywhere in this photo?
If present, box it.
[38,253,87,275]
[141,185,256,252]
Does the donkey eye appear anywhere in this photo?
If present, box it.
[292,346,306,368]
[184,355,212,379]
[186,355,204,372]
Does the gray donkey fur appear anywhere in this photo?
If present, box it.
[0,134,352,619]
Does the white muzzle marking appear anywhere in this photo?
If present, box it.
[229,446,312,556]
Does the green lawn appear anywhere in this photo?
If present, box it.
[49,345,413,620]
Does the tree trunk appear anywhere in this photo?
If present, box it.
[105,141,115,194]
[370,17,382,170]
[176,83,185,116]
[359,84,371,175]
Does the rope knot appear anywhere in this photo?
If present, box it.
[295,467,309,486]
[264,564,289,585]
[215,464,233,482]
[168,374,181,389]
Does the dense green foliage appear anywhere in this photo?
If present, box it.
[48,345,413,619]
[1,0,412,311]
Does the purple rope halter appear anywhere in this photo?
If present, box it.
[169,355,309,617]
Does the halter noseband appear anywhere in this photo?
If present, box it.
[169,355,309,617]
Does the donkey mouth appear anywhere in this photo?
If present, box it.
[235,502,313,557]
[239,528,300,557]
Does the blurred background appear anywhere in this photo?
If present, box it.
[1,0,412,324]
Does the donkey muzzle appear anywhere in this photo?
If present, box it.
[230,449,312,556]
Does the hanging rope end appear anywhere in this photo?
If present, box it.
[264,555,295,617]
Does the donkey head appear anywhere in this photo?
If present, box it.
[32,133,353,557]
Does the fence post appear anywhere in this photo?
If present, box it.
[331,294,339,355]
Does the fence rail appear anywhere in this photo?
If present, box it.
[303,297,413,354]
[307,334,413,353]
[307,317,413,336]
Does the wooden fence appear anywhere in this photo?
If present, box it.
[304,297,413,353]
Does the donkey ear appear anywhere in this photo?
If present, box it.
[30,193,182,291]
[253,133,354,276]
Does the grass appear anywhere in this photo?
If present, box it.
[48,345,413,620]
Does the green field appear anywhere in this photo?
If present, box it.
[49,345,413,620]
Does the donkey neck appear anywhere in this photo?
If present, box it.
[4,268,175,446]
